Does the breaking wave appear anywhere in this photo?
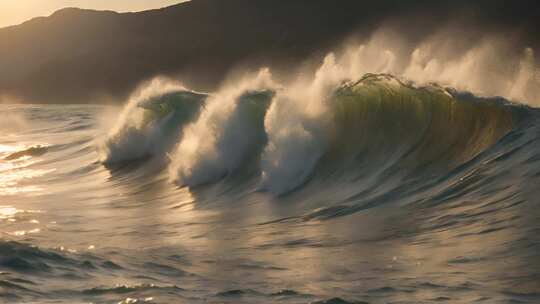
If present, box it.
[100,69,533,195]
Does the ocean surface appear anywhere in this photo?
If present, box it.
[1,73,540,304]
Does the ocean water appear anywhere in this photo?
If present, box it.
[1,72,540,304]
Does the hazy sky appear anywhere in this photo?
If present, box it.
[0,0,186,28]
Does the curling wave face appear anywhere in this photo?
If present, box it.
[325,74,516,173]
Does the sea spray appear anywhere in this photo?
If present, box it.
[101,36,538,194]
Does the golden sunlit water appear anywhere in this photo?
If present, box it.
[0,147,55,195]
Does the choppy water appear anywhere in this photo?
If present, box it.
[1,73,540,304]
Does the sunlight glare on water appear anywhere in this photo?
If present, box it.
[0,143,56,195]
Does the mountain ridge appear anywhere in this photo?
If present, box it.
[0,0,539,104]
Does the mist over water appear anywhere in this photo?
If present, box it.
[2,34,540,304]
